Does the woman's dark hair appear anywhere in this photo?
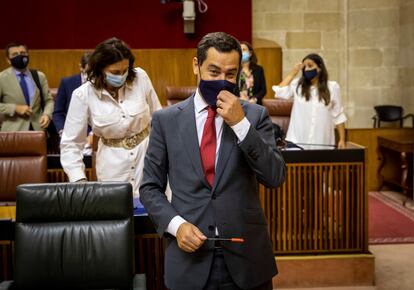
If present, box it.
[296,53,330,105]
[87,37,136,90]
[240,41,258,69]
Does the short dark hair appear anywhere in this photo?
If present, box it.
[80,52,91,69]
[196,32,242,67]
[5,42,28,58]
[86,37,136,90]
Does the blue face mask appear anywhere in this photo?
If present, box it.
[199,79,238,107]
[242,52,250,63]
[303,69,318,81]
[105,71,128,88]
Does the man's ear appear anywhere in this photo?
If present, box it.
[6,57,11,66]
[192,57,199,76]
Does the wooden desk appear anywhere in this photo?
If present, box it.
[377,135,414,199]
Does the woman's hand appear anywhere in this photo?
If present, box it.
[291,62,304,76]
[279,62,304,87]
[249,97,257,104]
[337,140,346,149]
[239,91,249,101]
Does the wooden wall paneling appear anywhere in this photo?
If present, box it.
[255,46,283,100]
[0,45,282,106]
[134,49,197,106]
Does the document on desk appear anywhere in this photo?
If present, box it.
[133,198,148,216]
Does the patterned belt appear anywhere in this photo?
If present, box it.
[101,126,150,150]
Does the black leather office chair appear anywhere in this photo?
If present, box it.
[372,105,414,128]
[7,182,135,290]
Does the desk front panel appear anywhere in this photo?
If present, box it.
[260,161,367,255]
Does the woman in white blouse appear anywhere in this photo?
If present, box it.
[60,38,162,198]
[272,53,346,149]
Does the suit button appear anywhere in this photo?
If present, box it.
[212,194,217,200]
[208,225,215,232]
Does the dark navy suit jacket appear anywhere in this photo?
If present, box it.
[140,96,286,289]
[52,74,82,133]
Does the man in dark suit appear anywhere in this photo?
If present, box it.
[52,52,90,135]
[140,32,285,290]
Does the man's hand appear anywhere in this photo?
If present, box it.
[39,115,50,128]
[176,222,207,253]
[216,90,245,126]
[15,105,32,116]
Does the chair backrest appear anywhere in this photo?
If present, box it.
[262,98,293,134]
[374,105,403,122]
[165,86,196,106]
[14,182,134,290]
[0,131,47,202]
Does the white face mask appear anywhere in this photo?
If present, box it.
[105,71,128,87]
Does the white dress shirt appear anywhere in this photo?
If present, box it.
[272,79,347,147]
[60,68,162,197]
[166,89,251,237]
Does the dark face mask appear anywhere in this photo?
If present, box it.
[303,68,318,81]
[199,79,239,107]
[10,55,29,70]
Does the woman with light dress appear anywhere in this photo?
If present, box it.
[272,53,346,149]
[60,37,162,198]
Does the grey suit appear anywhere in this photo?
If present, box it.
[140,96,286,289]
[0,67,54,131]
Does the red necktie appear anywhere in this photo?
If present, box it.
[200,107,217,186]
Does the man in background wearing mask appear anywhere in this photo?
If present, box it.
[0,43,54,131]
[140,32,286,290]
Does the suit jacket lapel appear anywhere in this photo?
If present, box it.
[5,68,37,105]
[176,96,210,188]
[213,101,249,191]
[5,68,26,104]
[213,122,236,191]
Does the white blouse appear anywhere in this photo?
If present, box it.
[60,68,162,197]
[272,79,346,147]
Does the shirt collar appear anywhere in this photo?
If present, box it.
[13,67,29,76]
[194,88,209,114]
[93,84,127,100]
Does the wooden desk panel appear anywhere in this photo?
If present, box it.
[347,128,414,191]
[260,161,367,255]
[377,135,414,198]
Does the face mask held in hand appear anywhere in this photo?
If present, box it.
[10,55,29,70]
[199,79,239,108]
[105,71,128,88]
